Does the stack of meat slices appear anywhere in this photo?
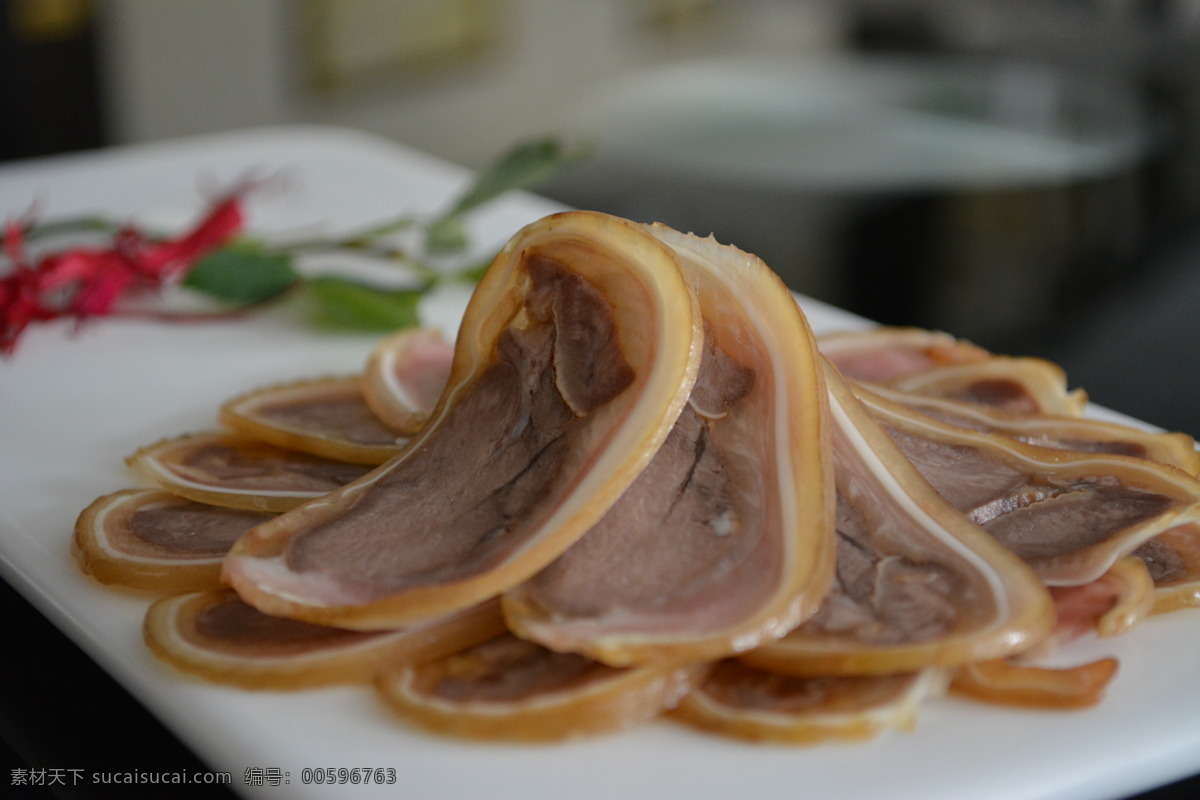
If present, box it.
[72,211,1200,744]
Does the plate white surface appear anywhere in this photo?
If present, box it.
[1,126,1197,800]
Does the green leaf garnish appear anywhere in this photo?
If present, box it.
[341,215,419,247]
[443,138,592,219]
[422,138,591,254]
[24,216,120,242]
[304,276,425,331]
[183,244,299,304]
[423,216,469,254]
[9,134,593,353]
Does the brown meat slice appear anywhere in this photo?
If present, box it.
[883,357,1087,417]
[856,388,1200,585]
[375,633,701,741]
[126,432,373,512]
[672,660,946,744]
[361,327,456,434]
[220,376,408,465]
[742,361,1054,677]
[819,327,991,382]
[222,212,703,629]
[951,657,1119,710]
[1135,520,1200,613]
[853,383,1200,477]
[504,226,834,667]
[73,488,276,592]
[144,589,504,689]
[820,327,1086,416]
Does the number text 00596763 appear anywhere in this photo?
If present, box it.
[300,767,399,785]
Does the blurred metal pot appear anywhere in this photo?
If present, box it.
[541,55,1155,342]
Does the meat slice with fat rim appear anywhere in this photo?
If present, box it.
[819,326,992,383]
[854,383,1200,477]
[855,386,1200,586]
[219,376,409,465]
[671,661,947,744]
[144,590,504,690]
[742,362,1055,677]
[504,226,834,666]
[222,212,703,629]
[376,633,703,741]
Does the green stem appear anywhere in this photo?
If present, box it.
[24,216,122,241]
[278,214,420,252]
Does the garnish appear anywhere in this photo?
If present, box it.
[1,137,589,356]
[2,190,245,354]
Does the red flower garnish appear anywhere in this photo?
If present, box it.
[1,190,245,355]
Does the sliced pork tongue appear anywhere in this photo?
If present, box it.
[222,211,704,630]
[143,590,505,690]
[218,376,409,465]
[361,327,456,434]
[854,386,1200,587]
[855,382,1200,477]
[742,361,1056,678]
[127,432,375,512]
[671,661,947,744]
[375,632,703,741]
[505,226,835,667]
[819,326,1087,416]
[73,488,276,593]
[817,327,992,383]
[1136,521,1200,613]
[820,325,1200,610]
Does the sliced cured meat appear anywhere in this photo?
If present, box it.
[1047,556,1155,645]
[856,390,1200,585]
[953,560,1150,709]
[819,327,1086,415]
[127,432,373,512]
[222,212,703,629]
[144,590,503,689]
[886,357,1088,417]
[951,657,1118,710]
[1135,520,1200,613]
[72,488,275,592]
[672,661,946,744]
[219,376,408,465]
[857,384,1200,477]
[819,327,991,382]
[742,363,1054,677]
[375,633,701,741]
[362,327,455,433]
[505,227,834,666]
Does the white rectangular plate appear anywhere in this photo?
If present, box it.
[1,126,1197,800]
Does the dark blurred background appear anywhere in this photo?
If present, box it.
[2,2,1199,798]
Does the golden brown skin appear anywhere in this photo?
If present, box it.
[126,432,372,512]
[220,375,408,465]
[222,212,704,629]
[361,327,455,434]
[73,488,274,593]
[951,657,1119,710]
[504,225,835,667]
[741,361,1056,677]
[144,590,505,690]
[672,661,946,744]
[376,634,703,741]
